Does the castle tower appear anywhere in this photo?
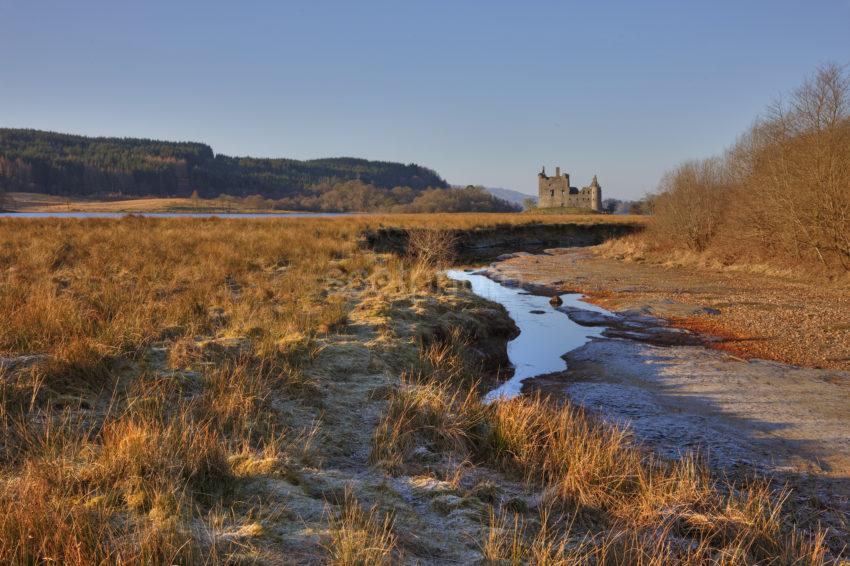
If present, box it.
[588,175,602,211]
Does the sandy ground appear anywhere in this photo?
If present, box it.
[486,247,850,544]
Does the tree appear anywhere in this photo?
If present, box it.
[601,198,620,214]
[629,200,649,215]
[0,128,449,200]
[649,158,727,252]
[522,197,537,210]
[648,64,850,271]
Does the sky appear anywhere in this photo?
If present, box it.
[2,1,849,199]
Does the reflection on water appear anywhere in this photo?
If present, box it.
[446,269,609,401]
[0,211,356,219]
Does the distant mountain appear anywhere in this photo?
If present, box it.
[483,187,537,208]
[0,128,448,199]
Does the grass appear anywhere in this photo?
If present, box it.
[371,334,834,564]
[0,216,373,563]
[323,490,399,565]
[524,205,602,215]
[0,214,835,564]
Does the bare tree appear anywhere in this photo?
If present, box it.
[650,64,850,272]
[649,158,728,252]
[734,64,850,268]
[406,228,458,268]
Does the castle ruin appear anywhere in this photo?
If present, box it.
[537,166,602,211]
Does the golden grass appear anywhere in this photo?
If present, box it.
[0,216,375,563]
[0,214,833,564]
[372,334,834,564]
[323,490,399,565]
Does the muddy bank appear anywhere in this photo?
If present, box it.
[487,247,850,371]
[472,255,850,480]
[361,222,642,263]
[527,340,850,476]
[468,248,850,549]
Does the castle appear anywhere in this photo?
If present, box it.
[537,166,602,211]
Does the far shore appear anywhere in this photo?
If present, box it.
[4,192,301,214]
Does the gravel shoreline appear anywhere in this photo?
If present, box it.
[488,247,850,372]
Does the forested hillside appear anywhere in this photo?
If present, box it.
[0,129,448,199]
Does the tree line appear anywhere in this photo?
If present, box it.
[0,129,448,200]
[647,64,850,273]
[211,181,519,213]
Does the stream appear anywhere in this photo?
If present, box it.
[446,269,611,401]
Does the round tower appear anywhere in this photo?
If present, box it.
[589,175,602,211]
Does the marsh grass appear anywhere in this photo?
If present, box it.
[373,338,834,564]
[0,216,384,563]
[0,214,830,564]
[323,490,399,566]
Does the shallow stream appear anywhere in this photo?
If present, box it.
[446,269,611,401]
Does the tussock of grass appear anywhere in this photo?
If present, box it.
[323,490,399,565]
[370,374,487,473]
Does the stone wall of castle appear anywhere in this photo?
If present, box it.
[537,167,601,211]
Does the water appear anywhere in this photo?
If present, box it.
[446,269,611,401]
[0,211,356,219]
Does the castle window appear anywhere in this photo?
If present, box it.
[550,189,554,198]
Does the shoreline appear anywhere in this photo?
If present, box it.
[468,249,850,550]
[467,256,850,479]
[486,247,850,371]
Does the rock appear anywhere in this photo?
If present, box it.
[557,305,619,327]
[529,310,546,315]
[0,354,47,372]
[410,446,438,464]
[431,494,464,515]
[549,295,563,306]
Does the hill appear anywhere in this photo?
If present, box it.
[0,129,448,199]
[483,186,536,208]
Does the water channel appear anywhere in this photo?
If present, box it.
[446,269,612,401]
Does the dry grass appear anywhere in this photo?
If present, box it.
[372,338,834,563]
[323,490,399,565]
[5,192,296,213]
[0,216,377,564]
[0,214,833,564]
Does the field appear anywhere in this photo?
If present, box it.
[0,215,837,564]
[3,192,292,214]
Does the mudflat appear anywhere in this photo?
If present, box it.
[489,247,850,371]
[487,247,850,543]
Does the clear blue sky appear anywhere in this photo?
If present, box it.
[2,1,848,199]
